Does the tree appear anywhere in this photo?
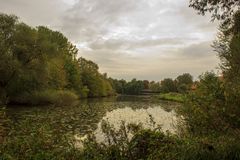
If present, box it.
[0,15,50,102]
[78,57,114,97]
[215,11,240,77]
[160,78,176,93]
[180,72,226,134]
[143,80,149,89]
[0,14,19,103]
[187,1,240,131]
[124,79,144,95]
[175,73,193,93]
[213,12,240,127]
[176,73,193,85]
[149,81,161,92]
[189,0,240,22]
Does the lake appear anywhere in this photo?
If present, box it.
[6,96,180,143]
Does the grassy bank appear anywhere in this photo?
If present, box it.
[156,92,185,102]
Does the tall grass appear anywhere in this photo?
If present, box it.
[157,92,185,102]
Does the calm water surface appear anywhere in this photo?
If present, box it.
[7,96,180,142]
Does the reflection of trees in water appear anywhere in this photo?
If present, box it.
[6,98,179,137]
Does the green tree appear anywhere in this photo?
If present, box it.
[160,78,176,93]
[78,57,113,97]
[124,79,144,95]
[0,16,49,103]
[175,73,193,93]
[182,1,240,134]
[0,14,19,103]
[213,12,240,127]
[179,72,226,135]
[149,81,161,92]
[143,80,149,89]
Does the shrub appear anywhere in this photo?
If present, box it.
[10,89,78,106]
[81,121,240,160]
[177,72,228,135]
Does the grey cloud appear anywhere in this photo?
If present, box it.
[88,38,187,50]
[60,0,145,41]
[179,41,216,58]
[0,0,220,80]
[79,40,219,81]
[174,2,218,33]
[0,0,67,27]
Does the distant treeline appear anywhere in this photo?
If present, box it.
[0,14,114,105]
[109,73,194,95]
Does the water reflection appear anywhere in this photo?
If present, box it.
[93,106,177,143]
[7,96,180,140]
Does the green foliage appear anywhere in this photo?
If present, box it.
[160,78,177,93]
[79,57,114,97]
[1,113,240,160]
[176,73,193,85]
[1,99,240,160]
[177,83,188,93]
[143,80,150,89]
[0,13,115,104]
[1,1,240,158]
[10,90,78,106]
[186,0,240,136]
[110,78,145,95]
[178,72,227,135]
[178,71,240,136]
[109,78,127,94]
[175,73,193,93]
[81,121,240,160]
[158,73,193,94]
[172,3,240,158]
[213,11,240,128]
[149,81,161,92]
[124,79,145,95]
[189,0,240,22]
[111,74,194,95]
[158,92,185,102]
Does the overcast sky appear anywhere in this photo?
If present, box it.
[0,0,220,81]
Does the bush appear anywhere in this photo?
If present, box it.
[81,121,240,160]
[177,72,228,135]
[10,89,78,106]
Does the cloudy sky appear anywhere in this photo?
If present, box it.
[0,0,220,81]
